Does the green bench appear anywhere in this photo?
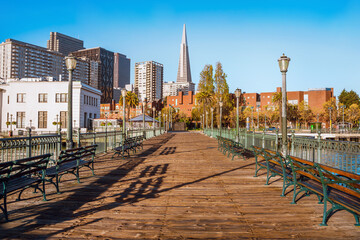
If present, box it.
[252,146,293,197]
[251,145,360,226]
[0,154,51,221]
[46,145,97,193]
[112,136,144,158]
[288,155,360,226]
[216,136,246,160]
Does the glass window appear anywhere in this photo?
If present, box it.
[60,111,68,128]
[38,111,47,128]
[17,93,25,103]
[38,93,48,103]
[16,112,25,128]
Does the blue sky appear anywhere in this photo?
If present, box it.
[1,0,360,96]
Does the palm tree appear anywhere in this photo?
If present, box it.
[272,92,282,128]
[196,91,214,127]
[120,92,139,120]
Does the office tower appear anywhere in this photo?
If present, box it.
[176,24,192,83]
[113,53,130,88]
[72,47,114,103]
[134,61,163,102]
[47,32,84,55]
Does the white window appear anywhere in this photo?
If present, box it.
[17,93,25,103]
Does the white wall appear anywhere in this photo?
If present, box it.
[0,80,101,133]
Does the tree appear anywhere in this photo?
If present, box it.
[298,101,314,128]
[322,98,338,125]
[346,104,360,127]
[120,91,139,120]
[214,62,232,127]
[338,89,360,107]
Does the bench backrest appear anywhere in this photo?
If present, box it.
[288,155,360,199]
[79,145,97,159]
[8,154,51,180]
[0,161,14,184]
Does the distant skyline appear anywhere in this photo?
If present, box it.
[1,0,360,97]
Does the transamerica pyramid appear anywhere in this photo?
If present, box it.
[176,24,192,83]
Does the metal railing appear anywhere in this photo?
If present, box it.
[0,127,166,163]
[204,128,360,174]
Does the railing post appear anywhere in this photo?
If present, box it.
[317,131,321,163]
[245,129,248,149]
[93,132,96,145]
[57,129,62,159]
[291,131,295,156]
[26,129,32,158]
[105,128,108,152]
[262,129,265,149]
[252,130,255,147]
[275,129,279,152]
[77,128,81,147]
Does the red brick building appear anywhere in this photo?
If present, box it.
[166,91,195,117]
[245,87,334,112]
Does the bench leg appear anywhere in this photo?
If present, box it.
[354,214,360,226]
[76,167,81,183]
[56,175,61,194]
[1,195,9,221]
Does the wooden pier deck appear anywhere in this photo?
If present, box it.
[1,132,359,239]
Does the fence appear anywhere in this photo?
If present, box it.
[204,128,360,174]
[0,127,165,163]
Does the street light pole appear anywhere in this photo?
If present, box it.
[329,107,333,134]
[235,89,241,142]
[143,98,146,138]
[257,108,260,131]
[206,111,208,130]
[341,105,345,133]
[211,107,214,133]
[159,111,162,133]
[278,53,290,156]
[121,89,127,137]
[152,106,156,136]
[219,97,223,137]
[65,56,77,149]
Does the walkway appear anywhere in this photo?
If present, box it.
[1,132,359,239]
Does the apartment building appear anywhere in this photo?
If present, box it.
[0,39,89,83]
[47,32,84,55]
[134,61,163,102]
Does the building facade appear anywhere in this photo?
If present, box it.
[166,91,195,118]
[176,24,192,83]
[0,39,89,84]
[0,79,101,133]
[134,61,163,102]
[163,24,195,98]
[163,81,195,98]
[72,47,114,103]
[47,32,84,55]
[113,53,130,89]
[244,87,334,112]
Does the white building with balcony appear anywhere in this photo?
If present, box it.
[0,78,101,134]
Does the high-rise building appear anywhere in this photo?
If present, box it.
[72,47,114,103]
[176,24,192,83]
[0,39,88,83]
[47,32,84,55]
[164,24,195,98]
[113,53,130,89]
[134,61,163,102]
